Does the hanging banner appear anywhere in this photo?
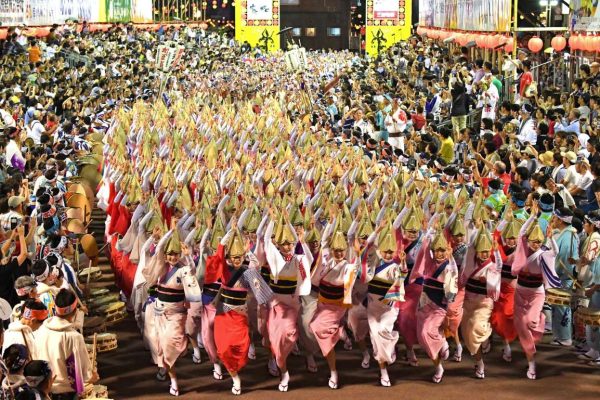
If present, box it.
[0,0,97,26]
[106,0,131,22]
[365,0,411,56]
[0,1,25,26]
[418,0,512,32]
[235,0,280,53]
[131,0,153,23]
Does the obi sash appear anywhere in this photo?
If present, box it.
[517,272,543,288]
[423,261,449,308]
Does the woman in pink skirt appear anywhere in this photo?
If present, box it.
[444,213,469,362]
[393,207,424,366]
[511,209,561,379]
[414,229,458,383]
[264,214,311,392]
[310,224,357,390]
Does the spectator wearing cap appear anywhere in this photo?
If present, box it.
[516,103,537,145]
[551,207,579,347]
[2,300,48,359]
[1,344,30,395]
[560,151,580,190]
[26,110,46,145]
[35,289,95,398]
[0,195,25,231]
[21,360,54,399]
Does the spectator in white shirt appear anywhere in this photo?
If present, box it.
[570,158,593,199]
[560,151,580,189]
[26,111,46,145]
[515,103,537,145]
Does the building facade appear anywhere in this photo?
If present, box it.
[281,0,350,50]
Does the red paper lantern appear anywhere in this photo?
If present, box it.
[0,29,7,40]
[475,35,485,48]
[551,35,566,52]
[439,30,449,40]
[528,36,543,53]
[570,34,583,50]
[594,36,600,52]
[429,29,439,39]
[582,35,596,52]
[416,26,424,36]
[504,37,514,52]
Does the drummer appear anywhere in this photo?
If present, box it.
[573,211,600,365]
[551,208,580,347]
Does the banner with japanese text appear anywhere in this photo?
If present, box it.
[365,0,412,56]
[235,0,280,53]
[419,0,512,32]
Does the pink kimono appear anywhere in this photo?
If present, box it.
[310,248,357,357]
[413,236,458,360]
[395,234,424,348]
[264,222,311,369]
[511,217,560,355]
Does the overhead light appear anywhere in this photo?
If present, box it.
[539,0,558,6]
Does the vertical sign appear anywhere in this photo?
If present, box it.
[106,0,131,22]
[235,0,280,53]
[365,0,412,56]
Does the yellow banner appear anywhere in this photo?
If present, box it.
[235,0,280,52]
[365,0,412,56]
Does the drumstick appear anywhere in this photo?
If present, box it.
[557,260,583,290]
[92,333,98,367]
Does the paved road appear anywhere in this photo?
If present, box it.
[96,315,600,400]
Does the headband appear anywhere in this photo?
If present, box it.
[16,284,36,297]
[34,261,50,282]
[23,306,49,322]
[554,210,573,224]
[55,297,78,317]
[41,205,57,219]
[584,215,600,229]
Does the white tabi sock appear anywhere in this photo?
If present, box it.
[280,370,290,386]
[380,368,389,381]
[193,347,201,360]
[170,378,178,391]
[232,374,241,388]
[329,370,338,383]
[528,361,536,372]
[476,359,484,370]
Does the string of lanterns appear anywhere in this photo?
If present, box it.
[417,26,600,54]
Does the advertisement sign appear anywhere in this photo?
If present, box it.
[373,0,399,20]
[235,0,280,53]
[106,0,131,23]
[247,0,273,21]
[0,0,96,26]
[365,0,411,56]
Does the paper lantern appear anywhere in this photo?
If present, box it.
[429,29,439,39]
[570,34,583,50]
[438,30,448,40]
[528,36,543,53]
[0,29,7,40]
[475,35,486,48]
[35,28,50,38]
[416,26,424,36]
[551,35,566,52]
[594,36,600,52]
[584,35,597,52]
[504,37,514,52]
